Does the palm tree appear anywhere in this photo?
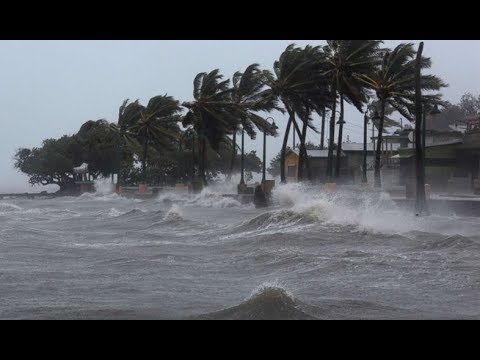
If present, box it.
[182,69,238,186]
[229,64,280,182]
[118,95,182,184]
[261,44,329,183]
[367,100,401,130]
[357,43,447,188]
[319,106,328,150]
[322,40,383,181]
[116,99,144,185]
[295,46,331,182]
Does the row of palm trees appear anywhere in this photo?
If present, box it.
[113,40,447,188]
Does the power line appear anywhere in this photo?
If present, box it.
[343,122,364,129]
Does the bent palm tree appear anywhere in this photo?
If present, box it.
[116,99,144,184]
[357,43,447,187]
[182,69,238,186]
[117,95,182,184]
[261,44,329,183]
[323,40,382,180]
[230,63,280,182]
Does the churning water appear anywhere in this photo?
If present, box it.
[1,181,479,319]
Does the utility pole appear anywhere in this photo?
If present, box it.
[320,109,326,149]
[372,121,375,153]
[240,128,245,185]
[363,111,368,183]
[414,41,428,216]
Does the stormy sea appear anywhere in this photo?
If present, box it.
[1,180,479,320]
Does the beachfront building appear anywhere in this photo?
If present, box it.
[397,120,480,194]
[284,140,401,184]
[284,149,345,183]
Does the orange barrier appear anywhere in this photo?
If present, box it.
[138,183,147,193]
[175,183,188,193]
[325,182,336,193]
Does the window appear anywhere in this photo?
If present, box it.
[287,165,297,177]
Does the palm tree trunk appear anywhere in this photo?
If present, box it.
[298,113,309,181]
[326,86,337,181]
[240,129,245,184]
[142,139,148,184]
[280,117,293,183]
[374,98,386,188]
[414,41,428,215]
[298,134,305,182]
[287,107,305,182]
[199,136,208,186]
[118,133,124,187]
[335,95,344,179]
[177,138,183,183]
[191,133,196,181]
[320,108,326,150]
[228,131,237,180]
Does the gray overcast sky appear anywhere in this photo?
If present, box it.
[1,40,479,192]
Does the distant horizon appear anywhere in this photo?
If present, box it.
[2,40,480,193]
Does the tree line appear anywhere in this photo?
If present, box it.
[15,40,449,191]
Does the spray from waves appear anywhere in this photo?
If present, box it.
[187,188,244,208]
[75,178,143,202]
[195,281,315,320]
[105,208,125,218]
[156,191,190,204]
[78,191,125,201]
[0,202,23,212]
[268,183,480,236]
[205,172,260,194]
[156,186,245,208]
[94,177,115,195]
[163,204,184,222]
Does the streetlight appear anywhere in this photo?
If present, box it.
[362,105,380,184]
[363,111,370,183]
[240,126,245,185]
[191,130,196,182]
[263,117,278,183]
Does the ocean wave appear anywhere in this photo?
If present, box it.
[156,188,247,209]
[268,183,480,237]
[187,189,244,208]
[235,210,316,234]
[163,204,185,222]
[195,285,315,320]
[414,234,478,251]
[0,202,23,212]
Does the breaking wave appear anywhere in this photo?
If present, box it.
[268,183,480,236]
[163,204,184,222]
[0,202,23,212]
[415,234,478,251]
[156,188,244,208]
[195,284,315,320]
[235,210,316,233]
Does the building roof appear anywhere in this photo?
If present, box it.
[427,139,463,147]
[290,149,345,158]
[341,142,401,152]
